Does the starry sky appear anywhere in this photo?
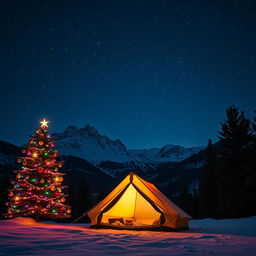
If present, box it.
[1,0,256,149]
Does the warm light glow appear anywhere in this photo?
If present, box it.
[101,184,161,225]
[15,196,20,201]
[32,152,38,158]
[40,118,49,128]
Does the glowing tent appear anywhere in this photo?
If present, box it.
[88,172,191,231]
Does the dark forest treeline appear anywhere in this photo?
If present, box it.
[179,105,256,219]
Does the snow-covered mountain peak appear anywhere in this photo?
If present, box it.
[62,125,79,138]
[59,124,101,139]
[53,125,131,163]
[83,124,100,137]
[53,124,205,168]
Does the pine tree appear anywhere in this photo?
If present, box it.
[217,105,252,217]
[241,111,256,216]
[179,185,193,216]
[71,179,92,221]
[5,119,71,221]
[199,139,218,218]
[0,175,10,218]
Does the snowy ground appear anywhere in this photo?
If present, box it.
[0,217,256,256]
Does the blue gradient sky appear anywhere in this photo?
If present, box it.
[0,0,256,148]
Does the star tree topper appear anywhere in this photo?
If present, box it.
[40,118,49,128]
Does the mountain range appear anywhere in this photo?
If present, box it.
[0,125,207,196]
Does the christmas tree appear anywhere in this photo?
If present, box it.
[5,119,71,221]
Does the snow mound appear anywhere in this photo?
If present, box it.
[4,217,39,226]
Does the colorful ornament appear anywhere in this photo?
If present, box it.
[40,178,45,184]
[50,186,56,191]
[38,167,43,173]
[66,209,71,214]
[16,174,21,179]
[39,140,44,146]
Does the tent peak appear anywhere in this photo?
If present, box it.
[128,172,135,182]
[128,171,135,176]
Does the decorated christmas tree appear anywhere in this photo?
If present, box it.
[5,119,71,221]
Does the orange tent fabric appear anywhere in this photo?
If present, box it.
[88,172,192,231]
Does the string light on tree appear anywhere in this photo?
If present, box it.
[5,118,71,221]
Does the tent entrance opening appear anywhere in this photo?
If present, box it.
[101,184,161,227]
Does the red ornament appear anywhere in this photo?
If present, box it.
[27,151,31,156]
[38,167,44,173]
[22,183,27,187]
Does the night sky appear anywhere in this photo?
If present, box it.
[1,0,256,149]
